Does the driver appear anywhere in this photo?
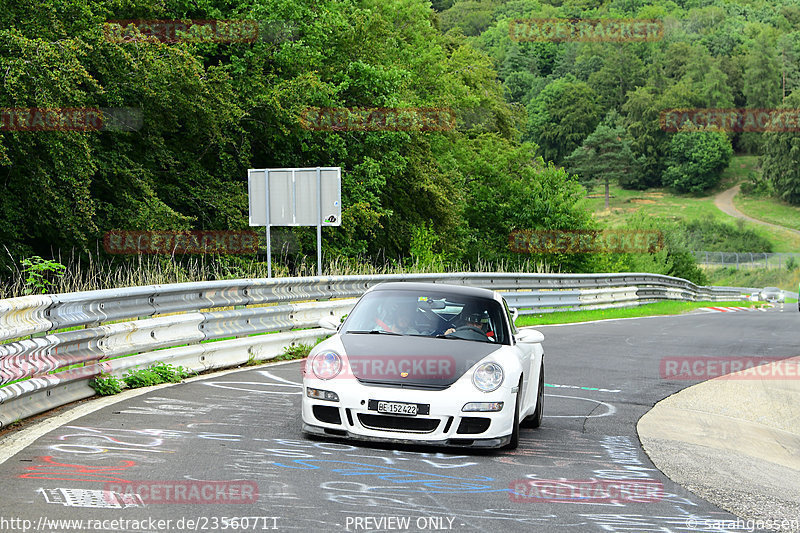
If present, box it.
[444,311,487,337]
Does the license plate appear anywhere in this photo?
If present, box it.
[376,401,418,416]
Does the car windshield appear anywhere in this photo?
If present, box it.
[341,289,509,344]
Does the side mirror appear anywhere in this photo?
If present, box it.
[318,317,339,331]
[516,328,544,344]
[510,307,519,323]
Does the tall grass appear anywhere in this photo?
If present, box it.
[0,248,552,300]
[705,266,800,293]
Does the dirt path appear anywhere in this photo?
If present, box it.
[714,184,800,237]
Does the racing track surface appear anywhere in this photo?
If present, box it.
[0,307,798,533]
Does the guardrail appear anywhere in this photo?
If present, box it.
[0,272,750,428]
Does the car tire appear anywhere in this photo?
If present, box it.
[522,363,544,429]
[505,379,522,450]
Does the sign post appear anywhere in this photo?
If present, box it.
[248,167,341,277]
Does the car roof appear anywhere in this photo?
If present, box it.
[365,282,501,302]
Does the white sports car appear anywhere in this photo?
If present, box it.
[301,282,545,449]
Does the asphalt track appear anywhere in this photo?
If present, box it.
[0,307,798,533]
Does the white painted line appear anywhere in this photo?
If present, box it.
[0,358,302,466]
[544,394,617,418]
[257,369,303,386]
[546,383,621,393]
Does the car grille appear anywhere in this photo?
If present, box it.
[356,379,452,391]
[357,414,440,433]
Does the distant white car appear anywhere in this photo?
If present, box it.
[760,287,785,303]
[748,293,760,302]
[301,282,545,449]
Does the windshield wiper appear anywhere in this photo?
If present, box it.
[346,330,402,336]
[436,334,494,343]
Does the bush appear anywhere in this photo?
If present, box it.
[678,217,773,252]
[148,362,192,383]
[89,373,123,396]
[21,256,66,295]
[122,367,163,389]
[598,213,708,285]
[739,170,773,197]
[276,343,314,361]
[122,363,192,389]
[662,131,733,193]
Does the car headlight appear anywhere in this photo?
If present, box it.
[311,351,342,380]
[473,362,504,392]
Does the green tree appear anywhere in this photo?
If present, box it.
[662,131,733,194]
[525,76,601,164]
[621,87,667,189]
[761,93,800,205]
[563,111,642,209]
[444,134,595,270]
[743,29,782,108]
[586,45,646,112]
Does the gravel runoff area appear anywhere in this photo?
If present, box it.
[638,355,800,532]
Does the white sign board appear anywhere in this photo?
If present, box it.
[247,166,342,277]
[248,167,341,227]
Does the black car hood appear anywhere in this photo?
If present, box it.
[340,333,501,388]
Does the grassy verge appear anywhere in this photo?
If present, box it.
[733,194,800,233]
[718,155,760,188]
[706,267,800,293]
[583,156,800,252]
[516,300,758,327]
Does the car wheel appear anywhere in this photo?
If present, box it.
[505,379,522,450]
[523,364,544,429]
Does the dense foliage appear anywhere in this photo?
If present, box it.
[662,131,733,193]
[9,0,797,286]
[449,0,800,198]
[0,0,598,273]
[678,217,773,253]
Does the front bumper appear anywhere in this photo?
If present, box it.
[301,377,516,449]
[302,423,511,448]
